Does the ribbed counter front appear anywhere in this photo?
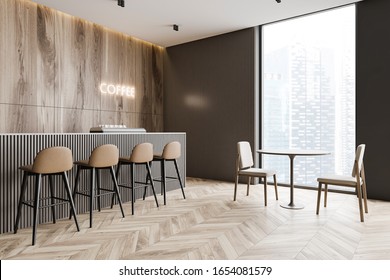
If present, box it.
[0,133,186,234]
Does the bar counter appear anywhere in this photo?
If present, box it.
[0,132,186,234]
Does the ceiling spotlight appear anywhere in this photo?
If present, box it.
[118,0,125,7]
[276,0,281,3]
[173,24,179,31]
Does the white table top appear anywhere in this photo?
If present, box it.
[257,149,330,156]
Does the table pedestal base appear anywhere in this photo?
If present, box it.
[280,202,304,210]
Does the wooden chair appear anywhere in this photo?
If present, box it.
[233,141,278,206]
[316,144,368,222]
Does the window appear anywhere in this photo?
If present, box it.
[262,5,356,187]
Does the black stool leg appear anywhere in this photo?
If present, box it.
[14,173,28,234]
[174,159,186,199]
[32,174,42,246]
[70,166,81,219]
[96,169,101,212]
[62,172,80,231]
[161,160,167,205]
[110,166,125,218]
[111,163,121,208]
[146,162,159,208]
[89,168,95,228]
[48,175,56,224]
[131,163,135,215]
[143,161,153,200]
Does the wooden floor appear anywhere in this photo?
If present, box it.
[1,177,390,260]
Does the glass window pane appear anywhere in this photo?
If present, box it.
[262,5,356,186]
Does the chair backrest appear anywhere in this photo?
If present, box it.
[88,144,119,168]
[129,142,153,163]
[32,146,73,174]
[162,141,181,160]
[237,141,254,169]
[351,144,366,177]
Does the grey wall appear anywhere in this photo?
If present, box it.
[164,28,258,181]
[164,0,390,201]
[356,0,390,200]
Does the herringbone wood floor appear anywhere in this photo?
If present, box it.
[1,178,390,260]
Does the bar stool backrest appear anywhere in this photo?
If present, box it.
[88,144,119,168]
[162,141,181,160]
[130,143,153,163]
[32,146,73,174]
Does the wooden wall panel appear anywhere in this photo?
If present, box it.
[0,104,56,133]
[0,0,164,133]
[54,15,101,111]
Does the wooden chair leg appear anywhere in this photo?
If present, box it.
[233,173,239,201]
[246,176,250,196]
[324,184,328,207]
[362,182,368,214]
[316,182,322,215]
[356,181,364,222]
[273,174,278,200]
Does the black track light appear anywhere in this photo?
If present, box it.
[276,0,281,3]
[173,24,179,31]
[118,0,125,7]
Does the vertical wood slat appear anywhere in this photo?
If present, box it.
[0,132,185,234]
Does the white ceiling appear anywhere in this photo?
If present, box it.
[30,0,363,47]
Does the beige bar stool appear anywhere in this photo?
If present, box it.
[114,142,159,215]
[14,147,80,246]
[146,141,186,205]
[72,144,125,227]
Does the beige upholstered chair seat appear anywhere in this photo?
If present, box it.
[317,174,363,187]
[239,168,276,177]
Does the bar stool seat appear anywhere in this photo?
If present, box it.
[147,141,186,205]
[114,142,159,215]
[14,146,80,246]
[72,144,125,227]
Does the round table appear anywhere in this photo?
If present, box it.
[257,149,330,210]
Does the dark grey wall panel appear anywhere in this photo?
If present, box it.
[0,132,186,234]
[356,0,390,200]
[164,28,258,181]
